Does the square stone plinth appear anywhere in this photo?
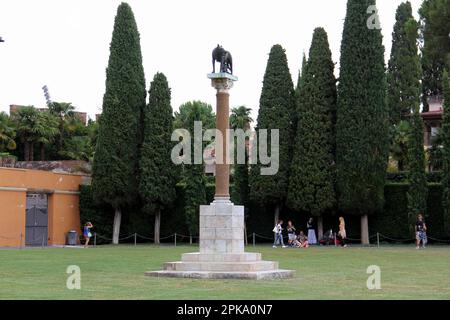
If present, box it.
[199,202,245,254]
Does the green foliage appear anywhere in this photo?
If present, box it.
[287,27,336,217]
[12,106,59,161]
[442,71,450,234]
[249,44,295,207]
[407,107,428,223]
[390,120,411,171]
[387,2,421,124]
[174,101,215,130]
[92,2,146,210]
[336,0,389,215]
[79,185,113,243]
[0,112,16,152]
[230,106,252,206]
[175,101,214,235]
[139,72,176,214]
[419,0,450,110]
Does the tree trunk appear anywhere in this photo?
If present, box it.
[112,207,122,245]
[317,215,324,241]
[361,214,369,245]
[274,204,280,226]
[154,209,161,245]
[24,142,30,161]
[40,142,45,161]
[273,205,280,244]
[29,142,34,161]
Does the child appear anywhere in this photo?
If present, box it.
[298,231,309,248]
[287,221,296,246]
[272,220,287,248]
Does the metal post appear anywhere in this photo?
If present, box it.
[253,233,256,247]
[190,234,193,245]
[41,233,45,249]
[174,233,177,247]
[377,232,380,248]
[94,233,97,248]
[20,233,23,249]
[134,233,137,246]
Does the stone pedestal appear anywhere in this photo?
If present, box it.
[145,72,294,280]
[146,201,294,279]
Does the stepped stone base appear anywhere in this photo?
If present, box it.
[145,201,295,280]
[145,269,295,280]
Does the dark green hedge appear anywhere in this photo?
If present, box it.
[79,182,449,243]
[386,171,443,183]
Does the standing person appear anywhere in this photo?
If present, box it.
[337,216,347,247]
[287,220,297,247]
[307,217,317,245]
[415,214,427,249]
[272,220,287,248]
[83,222,93,248]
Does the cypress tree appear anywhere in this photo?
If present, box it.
[336,0,389,244]
[419,0,450,111]
[295,53,308,99]
[249,45,296,224]
[92,3,146,244]
[387,2,421,124]
[407,105,428,230]
[441,71,450,234]
[139,73,176,244]
[287,28,337,239]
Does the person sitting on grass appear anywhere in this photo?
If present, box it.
[83,222,93,248]
[415,214,427,250]
[272,220,287,248]
[297,231,309,248]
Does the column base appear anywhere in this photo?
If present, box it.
[145,202,295,280]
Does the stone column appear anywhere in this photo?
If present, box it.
[208,73,237,201]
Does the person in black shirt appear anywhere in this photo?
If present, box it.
[415,214,427,249]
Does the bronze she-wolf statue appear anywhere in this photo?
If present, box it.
[212,45,233,74]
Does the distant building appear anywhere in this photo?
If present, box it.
[9,105,88,125]
[422,95,443,149]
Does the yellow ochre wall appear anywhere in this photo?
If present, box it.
[0,167,83,247]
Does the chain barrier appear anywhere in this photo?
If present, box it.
[2,231,450,246]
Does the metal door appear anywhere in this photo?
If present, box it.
[25,193,48,246]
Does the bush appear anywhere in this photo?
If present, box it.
[80,182,449,244]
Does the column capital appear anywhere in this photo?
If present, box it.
[207,73,238,92]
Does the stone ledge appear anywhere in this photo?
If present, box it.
[181,252,261,263]
[163,260,279,272]
[145,269,295,280]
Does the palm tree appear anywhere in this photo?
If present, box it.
[13,107,59,161]
[36,112,59,160]
[230,106,253,131]
[48,102,76,152]
[0,112,17,152]
[390,120,411,171]
[13,107,40,161]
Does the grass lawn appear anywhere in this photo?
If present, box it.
[1,244,449,300]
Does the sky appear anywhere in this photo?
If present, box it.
[0,0,422,122]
